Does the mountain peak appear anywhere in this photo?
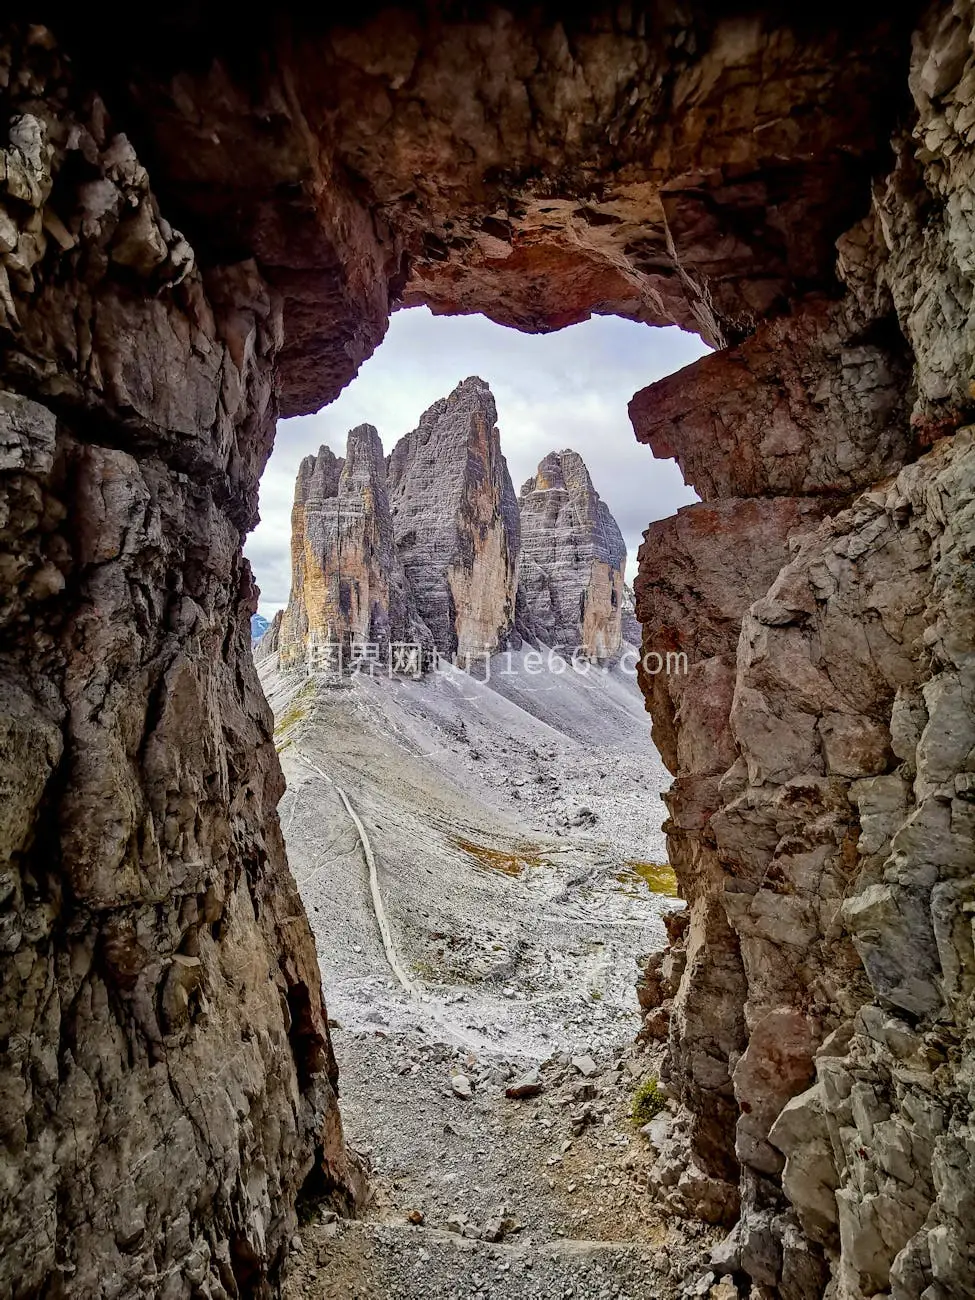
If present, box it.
[516,448,626,661]
[388,376,518,656]
[275,391,627,669]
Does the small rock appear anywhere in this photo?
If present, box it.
[481,1216,505,1242]
[406,1209,424,1225]
[450,1074,473,1099]
[505,1068,543,1099]
[571,1055,598,1078]
[570,806,597,826]
[640,1113,673,1152]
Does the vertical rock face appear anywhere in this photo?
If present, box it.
[516,450,626,661]
[0,33,359,1300]
[387,377,520,658]
[635,495,831,1202]
[628,7,975,1292]
[276,425,428,669]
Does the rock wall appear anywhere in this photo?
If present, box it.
[276,425,429,670]
[387,377,520,659]
[0,31,361,1300]
[517,450,626,661]
[2,5,973,1298]
[629,6,975,1294]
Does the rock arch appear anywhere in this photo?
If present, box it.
[0,5,972,1297]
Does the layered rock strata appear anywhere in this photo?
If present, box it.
[276,425,429,670]
[2,6,974,1299]
[387,377,520,658]
[628,6,975,1291]
[516,450,626,661]
[274,415,627,671]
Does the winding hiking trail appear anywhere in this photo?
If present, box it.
[296,748,418,998]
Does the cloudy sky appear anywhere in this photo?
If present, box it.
[247,307,709,618]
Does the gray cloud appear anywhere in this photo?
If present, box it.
[247,307,708,616]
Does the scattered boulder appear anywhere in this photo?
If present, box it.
[505,1068,543,1099]
[570,1055,599,1078]
[570,806,598,827]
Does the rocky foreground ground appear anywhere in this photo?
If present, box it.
[259,653,735,1299]
[287,1036,727,1300]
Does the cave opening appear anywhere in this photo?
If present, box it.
[247,302,710,1261]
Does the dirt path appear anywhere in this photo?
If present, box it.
[295,747,418,997]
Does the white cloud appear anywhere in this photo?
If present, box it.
[247,308,708,617]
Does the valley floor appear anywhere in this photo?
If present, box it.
[258,651,723,1300]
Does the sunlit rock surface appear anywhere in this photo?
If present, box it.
[276,425,430,670]
[388,377,520,658]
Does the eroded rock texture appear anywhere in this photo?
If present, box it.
[630,6,975,1294]
[275,421,627,670]
[0,31,361,1300]
[276,426,429,669]
[2,4,974,1299]
[388,376,520,658]
[517,450,626,661]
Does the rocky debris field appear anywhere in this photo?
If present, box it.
[262,651,676,1059]
[286,1031,727,1300]
[261,653,734,1298]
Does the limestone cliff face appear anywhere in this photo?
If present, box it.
[255,608,283,661]
[516,450,626,661]
[276,420,629,671]
[4,7,975,1300]
[276,426,428,669]
[387,377,520,658]
[0,35,361,1300]
[627,8,975,1292]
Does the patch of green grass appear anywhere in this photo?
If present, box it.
[274,683,315,737]
[632,1075,667,1126]
[616,860,680,898]
[275,702,306,734]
